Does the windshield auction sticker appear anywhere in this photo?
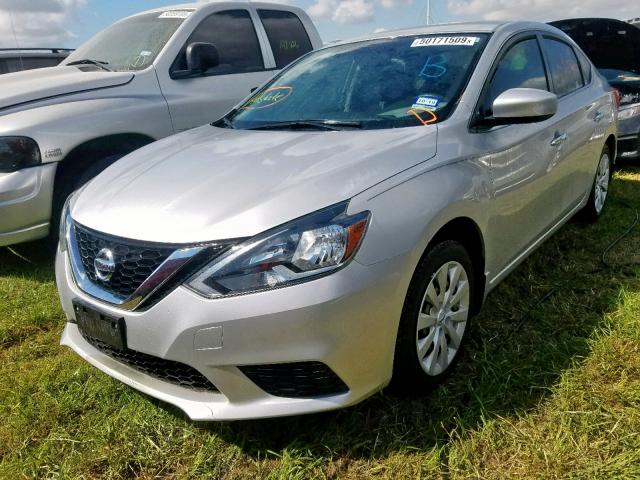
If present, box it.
[159,10,193,19]
[411,36,480,47]
[242,86,293,110]
[412,95,440,109]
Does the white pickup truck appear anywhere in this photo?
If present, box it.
[0,2,321,246]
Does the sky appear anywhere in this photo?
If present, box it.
[0,0,637,49]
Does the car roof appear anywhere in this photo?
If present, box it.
[326,21,562,48]
[132,1,304,15]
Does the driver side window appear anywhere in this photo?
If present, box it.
[481,37,549,117]
[172,10,265,76]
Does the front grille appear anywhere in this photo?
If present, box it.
[82,333,219,393]
[239,362,349,398]
[74,223,176,299]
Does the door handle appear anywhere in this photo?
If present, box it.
[550,132,568,147]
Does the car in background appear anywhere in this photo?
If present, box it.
[0,48,72,75]
[550,18,640,160]
[57,21,616,420]
[0,2,321,248]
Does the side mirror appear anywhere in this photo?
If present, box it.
[186,42,219,73]
[173,42,219,79]
[489,88,558,125]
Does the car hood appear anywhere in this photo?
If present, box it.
[72,124,437,243]
[0,66,134,111]
[549,19,640,74]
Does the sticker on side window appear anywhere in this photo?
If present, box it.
[411,36,480,47]
[159,10,193,19]
[412,95,440,109]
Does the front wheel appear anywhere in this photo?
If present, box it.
[392,240,476,392]
[582,145,611,222]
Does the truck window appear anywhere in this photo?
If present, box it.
[257,10,313,69]
[64,11,188,72]
[181,10,264,75]
[4,57,61,72]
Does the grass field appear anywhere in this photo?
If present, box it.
[1,166,639,479]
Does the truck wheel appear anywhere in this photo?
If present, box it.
[50,154,124,244]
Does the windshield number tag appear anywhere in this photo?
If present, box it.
[411,36,480,47]
[159,10,192,19]
[413,96,440,109]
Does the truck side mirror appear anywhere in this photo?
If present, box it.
[185,42,219,74]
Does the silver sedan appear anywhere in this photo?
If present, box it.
[56,21,617,420]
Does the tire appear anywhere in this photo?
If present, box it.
[581,145,612,222]
[392,240,476,393]
[49,154,124,245]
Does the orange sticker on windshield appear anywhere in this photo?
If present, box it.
[242,86,293,110]
[408,107,438,126]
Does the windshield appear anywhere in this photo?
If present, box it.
[226,34,489,130]
[64,10,191,72]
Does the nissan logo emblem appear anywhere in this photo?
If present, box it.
[94,248,116,282]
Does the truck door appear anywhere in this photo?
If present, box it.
[157,9,275,132]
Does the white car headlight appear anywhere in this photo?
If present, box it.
[59,196,73,253]
[186,202,370,298]
[618,103,640,121]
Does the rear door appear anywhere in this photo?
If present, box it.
[158,8,275,132]
[539,35,603,210]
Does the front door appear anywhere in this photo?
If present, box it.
[157,9,275,132]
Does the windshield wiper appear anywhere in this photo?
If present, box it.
[248,120,363,131]
[67,59,113,72]
[213,116,235,129]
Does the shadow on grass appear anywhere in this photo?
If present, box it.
[2,167,639,463]
[0,239,56,280]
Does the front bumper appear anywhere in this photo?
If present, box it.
[617,112,640,160]
[0,163,56,246]
[56,245,411,421]
[617,133,640,160]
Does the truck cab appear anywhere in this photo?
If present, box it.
[0,1,321,247]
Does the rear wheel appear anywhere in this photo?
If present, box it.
[392,241,476,392]
[582,145,611,222]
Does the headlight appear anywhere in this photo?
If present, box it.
[618,103,640,121]
[186,202,370,298]
[0,137,41,173]
[59,185,87,253]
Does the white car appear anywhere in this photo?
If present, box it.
[0,2,321,247]
[56,21,616,421]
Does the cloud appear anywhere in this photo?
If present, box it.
[0,0,86,47]
[308,0,411,25]
[447,0,639,22]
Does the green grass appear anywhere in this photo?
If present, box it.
[1,166,639,479]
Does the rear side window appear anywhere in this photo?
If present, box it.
[258,10,313,69]
[482,38,548,116]
[0,57,60,73]
[542,38,585,96]
[177,10,264,75]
